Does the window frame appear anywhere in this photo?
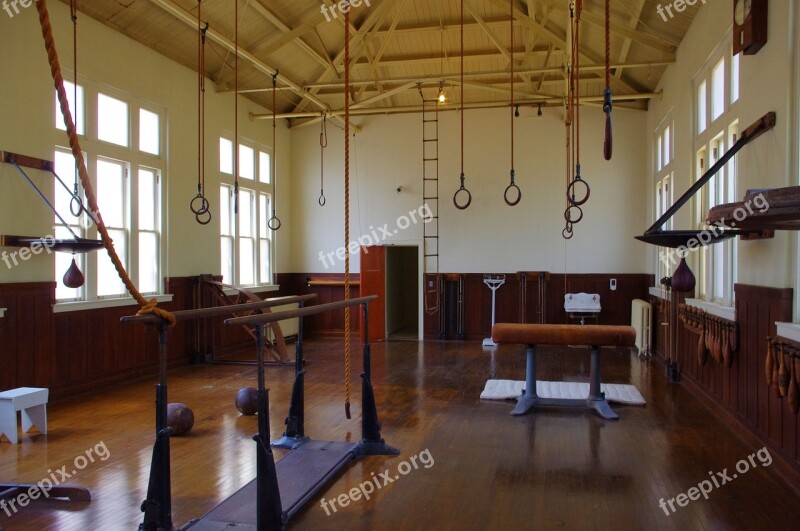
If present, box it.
[692,36,740,307]
[52,74,166,305]
[219,135,276,287]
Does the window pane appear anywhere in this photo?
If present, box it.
[220,138,233,174]
[259,151,271,183]
[139,231,158,294]
[656,135,662,171]
[139,169,156,230]
[698,81,707,133]
[259,193,269,235]
[97,159,125,227]
[97,93,129,146]
[260,239,270,284]
[663,127,671,166]
[711,59,725,120]
[98,229,126,297]
[220,186,231,236]
[240,190,253,238]
[239,144,254,180]
[731,53,739,103]
[56,81,85,135]
[54,149,80,218]
[239,238,254,285]
[55,225,84,301]
[139,109,160,155]
[713,243,725,299]
[221,236,233,284]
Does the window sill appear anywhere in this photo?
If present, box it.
[775,322,800,343]
[685,298,736,321]
[221,285,280,296]
[53,294,174,314]
[649,287,669,299]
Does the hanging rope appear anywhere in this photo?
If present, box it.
[35,0,175,325]
[319,113,327,206]
[504,0,521,207]
[343,1,352,420]
[603,0,613,161]
[453,0,471,210]
[191,1,211,224]
[233,0,239,216]
[267,73,282,230]
[566,0,589,214]
[68,0,83,218]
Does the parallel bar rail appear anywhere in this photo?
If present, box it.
[225,295,378,327]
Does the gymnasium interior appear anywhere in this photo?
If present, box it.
[1,0,800,529]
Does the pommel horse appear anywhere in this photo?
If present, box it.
[491,323,636,420]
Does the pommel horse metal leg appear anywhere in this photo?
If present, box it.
[510,343,618,420]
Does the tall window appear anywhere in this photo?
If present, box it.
[53,81,164,302]
[219,137,274,286]
[694,41,740,305]
[654,119,674,282]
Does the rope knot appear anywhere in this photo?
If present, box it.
[137,298,177,327]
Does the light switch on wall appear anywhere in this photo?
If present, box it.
[610,278,617,291]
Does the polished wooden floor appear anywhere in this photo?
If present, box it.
[2,338,800,530]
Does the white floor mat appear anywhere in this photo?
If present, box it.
[480,379,646,405]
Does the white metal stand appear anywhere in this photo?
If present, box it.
[482,275,506,347]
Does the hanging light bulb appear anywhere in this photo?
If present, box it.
[537,103,543,116]
[63,255,85,288]
[514,105,520,117]
[437,81,446,103]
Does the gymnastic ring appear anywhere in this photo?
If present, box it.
[564,204,583,224]
[318,194,326,207]
[504,183,521,206]
[70,195,84,217]
[562,225,573,240]
[566,179,590,206]
[195,208,212,225]
[190,194,209,215]
[268,215,282,231]
[453,187,472,210]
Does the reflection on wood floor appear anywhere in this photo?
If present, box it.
[2,339,799,530]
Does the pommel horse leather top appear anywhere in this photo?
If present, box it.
[491,323,636,420]
[492,323,636,347]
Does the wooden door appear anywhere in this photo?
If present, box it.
[360,245,386,342]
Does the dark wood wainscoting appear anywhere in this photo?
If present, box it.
[652,284,799,479]
[424,273,653,340]
[0,279,193,402]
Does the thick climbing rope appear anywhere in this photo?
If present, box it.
[233,0,239,215]
[344,2,352,419]
[35,0,175,325]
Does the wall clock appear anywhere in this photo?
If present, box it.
[733,0,768,55]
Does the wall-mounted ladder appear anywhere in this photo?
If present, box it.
[419,84,440,314]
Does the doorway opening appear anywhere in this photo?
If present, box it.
[386,246,419,340]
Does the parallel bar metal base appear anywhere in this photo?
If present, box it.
[510,344,619,420]
[0,484,91,502]
[183,440,358,530]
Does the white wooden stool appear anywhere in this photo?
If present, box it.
[0,387,49,444]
